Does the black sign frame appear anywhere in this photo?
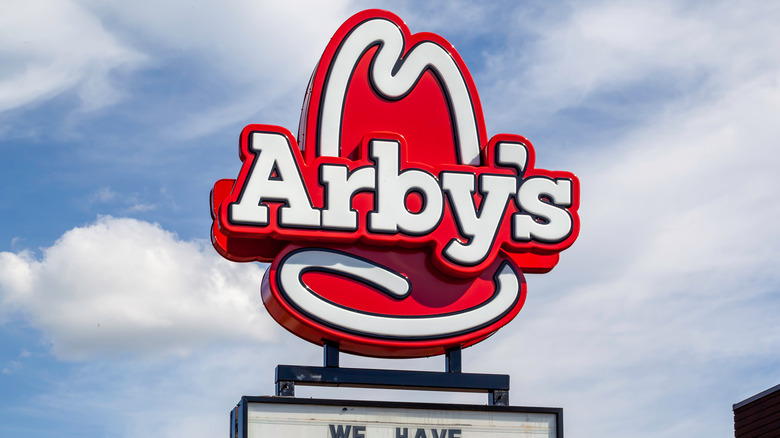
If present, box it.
[230,396,563,438]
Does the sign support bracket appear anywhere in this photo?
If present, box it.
[275,344,510,405]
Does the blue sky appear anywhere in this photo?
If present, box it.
[1,0,779,436]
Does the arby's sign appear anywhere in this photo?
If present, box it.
[210,10,580,357]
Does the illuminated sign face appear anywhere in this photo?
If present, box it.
[210,9,580,357]
[235,398,561,438]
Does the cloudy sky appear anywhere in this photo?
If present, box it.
[1,0,779,436]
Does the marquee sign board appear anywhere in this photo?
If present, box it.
[231,397,562,438]
[210,9,580,357]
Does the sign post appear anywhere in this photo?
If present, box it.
[211,9,579,437]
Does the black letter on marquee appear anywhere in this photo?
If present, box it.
[353,425,366,438]
[329,424,352,438]
[396,427,409,438]
[449,430,461,438]
[414,429,428,438]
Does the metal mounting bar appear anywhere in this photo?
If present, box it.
[323,340,340,368]
[275,364,510,405]
[489,389,509,406]
[445,346,462,373]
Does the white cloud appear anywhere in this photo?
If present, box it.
[81,0,352,83]
[467,2,780,436]
[479,1,780,129]
[3,2,780,437]
[0,216,277,360]
[86,187,177,218]
[0,0,144,112]
[25,342,318,438]
[78,0,358,135]
[89,187,118,203]
[1,360,20,374]
[125,203,157,213]
[0,0,356,132]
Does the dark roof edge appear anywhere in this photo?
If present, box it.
[733,383,780,410]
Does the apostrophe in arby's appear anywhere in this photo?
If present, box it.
[210,9,580,358]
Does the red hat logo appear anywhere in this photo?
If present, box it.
[210,10,580,357]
